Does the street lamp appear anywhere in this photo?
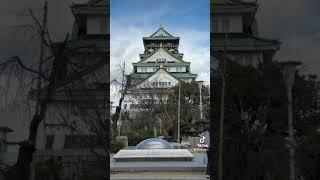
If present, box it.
[177,79,181,143]
[197,80,204,120]
[280,60,301,180]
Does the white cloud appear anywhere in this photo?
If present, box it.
[110,20,210,104]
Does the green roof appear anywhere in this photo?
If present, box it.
[134,47,186,63]
[131,72,197,81]
[143,26,179,40]
[150,27,174,37]
[212,0,258,14]
[130,68,197,87]
[211,33,281,51]
[132,62,190,66]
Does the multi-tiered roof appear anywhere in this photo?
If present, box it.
[212,0,281,64]
[130,27,197,87]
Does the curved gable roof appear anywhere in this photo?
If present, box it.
[130,68,179,89]
[137,48,185,64]
[150,27,174,37]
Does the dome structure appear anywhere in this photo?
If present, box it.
[136,138,174,149]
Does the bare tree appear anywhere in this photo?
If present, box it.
[111,63,131,140]
[0,3,108,180]
[129,82,175,137]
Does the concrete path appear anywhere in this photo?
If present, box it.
[110,171,208,180]
[111,153,207,172]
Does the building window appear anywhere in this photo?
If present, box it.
[176,67,183,72]
[124,104,127,109]
[100,18,108,34]
[141,67,148,72]
[156,58,166,63]
[213,17,219,32]
[152,81,172,87]
[222,19,230,33]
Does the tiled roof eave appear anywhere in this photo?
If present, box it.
[212,45,280,51]
[143,37,180,40]
[135,48,185,63]
[71,9,107,15]
[212,6,257,14]
[132,62,190,66]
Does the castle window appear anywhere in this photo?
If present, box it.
[100,17,108,34]
[156,58,166,63]
[222,19,230,33]
[176,67,183,72]
[212,17,219,33]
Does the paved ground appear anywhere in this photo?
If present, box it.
[110,150,209,179]
[111,152,207,172]
[110,171,208,180]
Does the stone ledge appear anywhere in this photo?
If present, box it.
[113,149,194,162]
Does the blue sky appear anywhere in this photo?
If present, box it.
[110,0,210,102]
[111,0,210,32]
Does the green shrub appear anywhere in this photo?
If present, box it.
[111,141,124,153]
[122,130,155,146]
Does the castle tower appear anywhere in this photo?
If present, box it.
[212,0,281,66]
[130,26,197,87]
[122,26,198,111]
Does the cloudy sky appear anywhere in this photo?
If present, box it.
[257,0,320,76]
[110,0,210,104]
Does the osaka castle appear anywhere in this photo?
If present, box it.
[121,26,198,112]
[212,0,281,67]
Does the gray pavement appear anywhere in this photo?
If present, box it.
[110,171,208,180]
[110,152,207,172]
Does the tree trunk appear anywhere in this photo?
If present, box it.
[112,95,124,140]
[9,34,68,180]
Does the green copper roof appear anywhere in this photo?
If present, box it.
[143,26,179,40]
[150,27,174,37]
[130,69,197,87]
[212,0,258,14]
[71,0,107,15]
[211,33,281,51]
[132,62,190,66]
[135,47,186,63]
[143,37,180,40]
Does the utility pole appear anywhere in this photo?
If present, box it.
[218,33,227,180]
[177,77,181,143]
[197,81,204,119]
[281,61,301,180]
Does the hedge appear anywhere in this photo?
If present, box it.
[111,141,124,153]
[122,130,155,146]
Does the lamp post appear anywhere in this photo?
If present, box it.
[197,81,204,120]
[117,111,122,137]
[280,61,301,180]
[177,79,181,143]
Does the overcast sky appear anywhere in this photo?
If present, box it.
[110,0,210,104]
[0,0,319,142]
[257,0,320,76]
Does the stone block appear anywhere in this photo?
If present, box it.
[113,149,194,162]
[116,136,128,148]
